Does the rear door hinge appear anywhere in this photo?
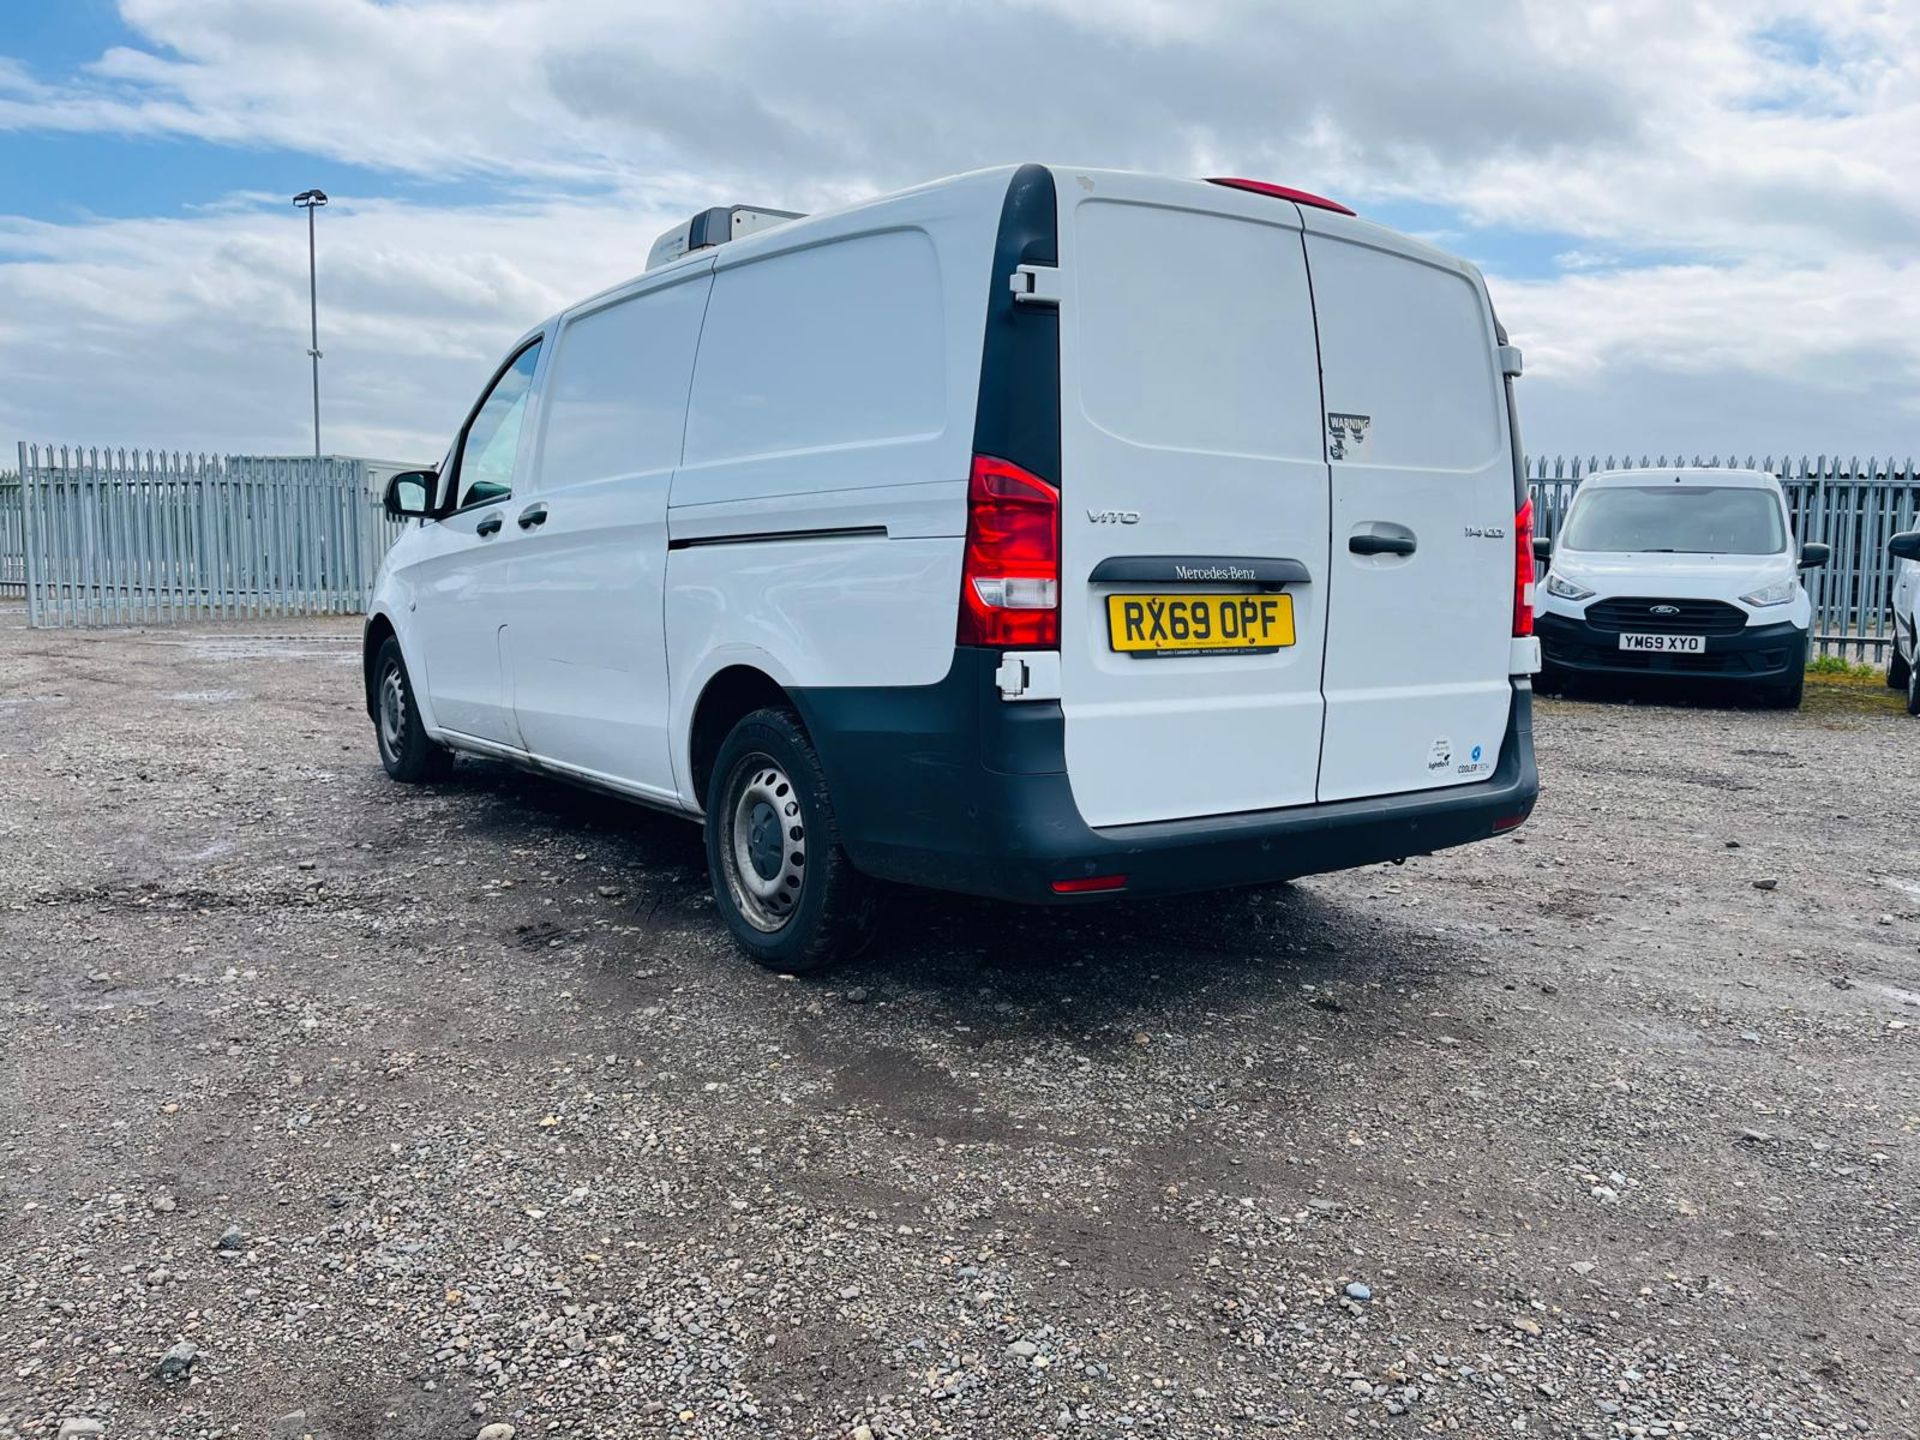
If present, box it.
[1010,264,1063,307]
[994,650,1062,701]
[1498,343,1524,377]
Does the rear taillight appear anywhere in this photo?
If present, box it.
[958,454,1059,648]
[1513,497,1535,637]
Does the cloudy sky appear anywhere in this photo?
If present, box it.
[1,0,1916,465]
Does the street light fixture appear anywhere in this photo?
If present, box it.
[292,188,329,457]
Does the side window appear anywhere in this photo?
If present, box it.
[454,340,542,509]
[536,277,711,490]
[683,230,944,466]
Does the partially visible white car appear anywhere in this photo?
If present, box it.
[1887,529,1920,714]
[1534,467,1828,708]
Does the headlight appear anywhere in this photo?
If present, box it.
[1545,572,1594,602]
[1739,578,1796,607]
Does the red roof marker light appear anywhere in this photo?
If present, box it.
[1205,177,1356,217]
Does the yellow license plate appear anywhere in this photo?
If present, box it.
[1105,592,1295,655]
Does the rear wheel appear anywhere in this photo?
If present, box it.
[373,637,454,783]
[704,707,880,972]
[1888,645,1910,691]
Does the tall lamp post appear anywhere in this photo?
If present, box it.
[292,189,328,457]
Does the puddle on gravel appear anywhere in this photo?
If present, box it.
[151,636,358,665]
[170,839,237,863]
[163,689,250,704]
[1883,877,1920,900]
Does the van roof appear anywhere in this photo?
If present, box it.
[532,163,1482,345]
[1582,467,1782,492]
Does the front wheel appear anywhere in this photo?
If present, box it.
[1761,666,1805,711]
[1889,645,1911,691]
[1908,657,1920,717]
[704,707,880,972]
[372,637,455,783]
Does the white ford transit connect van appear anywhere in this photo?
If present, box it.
[1534,467,1828,708]
[364,165,1542,969]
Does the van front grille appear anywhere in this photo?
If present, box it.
[1584,597,1748,636]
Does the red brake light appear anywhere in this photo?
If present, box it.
[1205,177,1356,217]
[958,454,1059,648]
[1513,497,1535,637]
[1051,874,1128,894]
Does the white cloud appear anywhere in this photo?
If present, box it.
[0,194,677,457]
[0,0,1916,457]
[1495,253,1920,459]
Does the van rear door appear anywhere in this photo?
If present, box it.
[1300,215,1518,802]
[1052,174,1331,828]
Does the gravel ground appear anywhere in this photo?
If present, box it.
[1,612,1916,1440]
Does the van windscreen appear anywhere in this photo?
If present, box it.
[1560,485,1786,556]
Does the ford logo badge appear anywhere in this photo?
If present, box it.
[1650,604,1681,615]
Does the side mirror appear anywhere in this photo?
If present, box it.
[384,470,437,519]
[1890,531,1920,563]
[1531,536,1552,562]
[1798,542,1830,569]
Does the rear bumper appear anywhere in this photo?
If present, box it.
[792,651,1539,904]
[1536,612,1806,682]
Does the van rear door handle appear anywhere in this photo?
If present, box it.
[1349,532,1416,557]
[517,503,549,530]
[475,513,503,537]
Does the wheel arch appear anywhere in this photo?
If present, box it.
[686,664,804,812]
[362,612,400,719]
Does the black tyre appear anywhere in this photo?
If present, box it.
[1908,656,1920,717]
[372,637,455,784]
[1533,661,1566,697]
[1761,666,1805,711]
[704,707,880,972]
[1889,645,1911,691]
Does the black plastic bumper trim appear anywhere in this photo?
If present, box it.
[790,651,1538,904]
[1538,612,1806,680]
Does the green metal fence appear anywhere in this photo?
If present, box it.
[0,472,22,597]
[7,442,1917,654]
[12,444,408,628]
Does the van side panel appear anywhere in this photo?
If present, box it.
[508,265,713,798]
[663,168,1013,808]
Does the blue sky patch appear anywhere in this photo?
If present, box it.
[1360,199,1696,282]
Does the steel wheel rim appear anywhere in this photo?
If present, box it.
[377,661,407,761]
[722,754,806,933]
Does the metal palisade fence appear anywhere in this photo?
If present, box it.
[11,444,409,628]
[1527,453,1918,660]
[0,469,24,597]
[5,443,1917,657]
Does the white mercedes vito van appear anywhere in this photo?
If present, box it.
[364,165,1541,969]
[1533,467,1828,708]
